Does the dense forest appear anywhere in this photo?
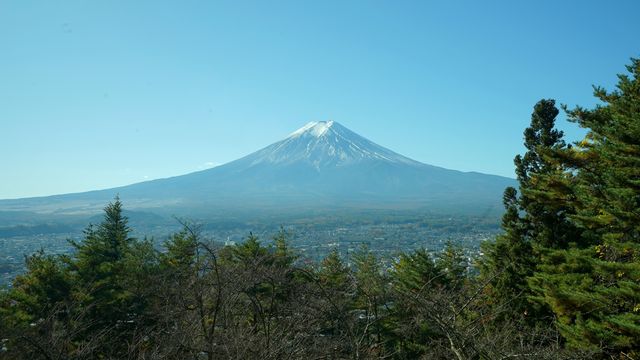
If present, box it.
[1,59,639,359]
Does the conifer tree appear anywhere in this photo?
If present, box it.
[531,59,640,356]
[435,240,468,289]
[161,226,199,272]
[351,244,388,349]
[515,99,577,250]
[229,232,268,267]
[388,248,439,357]
[479,187,535,315]
[3,250,72,330]
[480,99,575,320]
[319,247,350,291]
[71,198,136,324]
[316,248,353,344]
[272,226,296,268]
[68,198,157,357]
[392,248,437,294]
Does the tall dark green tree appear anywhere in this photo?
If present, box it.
[530,59,640,356]
[68,198,157,357]
[435,240,468,289]
[316,248,353,352]
[71,198,136,323]
[480,99,573,321]
[6,251,72,323]
[479,186,535,316]
[515,99,578,250]
[392,248,438,294]
[388,248,439,357]
[318,248,350,290]
[224,232,268,267]
[272,226,297,268]
[351,244,388,351]
[0,198,159,359]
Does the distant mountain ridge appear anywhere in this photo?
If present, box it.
[0,121,516,217]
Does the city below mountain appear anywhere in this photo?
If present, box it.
[0,121,515,219]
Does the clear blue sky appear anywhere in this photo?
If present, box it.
[1,0,639,199]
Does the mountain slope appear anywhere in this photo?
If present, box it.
[0,121,515,216]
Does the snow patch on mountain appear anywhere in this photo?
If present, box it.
[289,120,335,138]
[243,121,422,169]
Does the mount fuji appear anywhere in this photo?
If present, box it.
[0,121,515,217]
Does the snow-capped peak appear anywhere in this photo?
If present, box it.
[289,120,335,138]
[245,120,422,169]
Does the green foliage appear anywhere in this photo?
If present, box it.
[351,244,389,348]
[0,198,160,358]
[531,59,640,357]
[479,99,579,331]
[387,248,440,357]
[480,58,640,358]
[315,248,353,346]
[272,226,297,268]
[318,247,350,290]
[0,199,584,359]
[566,58,640,243]
[161,226,198,271]
[435,240,468,288]
[9,251,72,321]
[479,186,536,317]
[392,248,437,294]
[224,232,268,267]
[352,244,386,308]
[70,199,149,337]
[530,245,640,353]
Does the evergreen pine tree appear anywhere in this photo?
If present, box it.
[435,240,467,289]
[68,197,156,357]
[388,248,439,357]
[351,244,388,349]
[272,226,296,268]
[480,99,575,321]
[531,59,640,356]
[318,247,350,290]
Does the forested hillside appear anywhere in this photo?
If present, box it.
[1,59,638,359]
